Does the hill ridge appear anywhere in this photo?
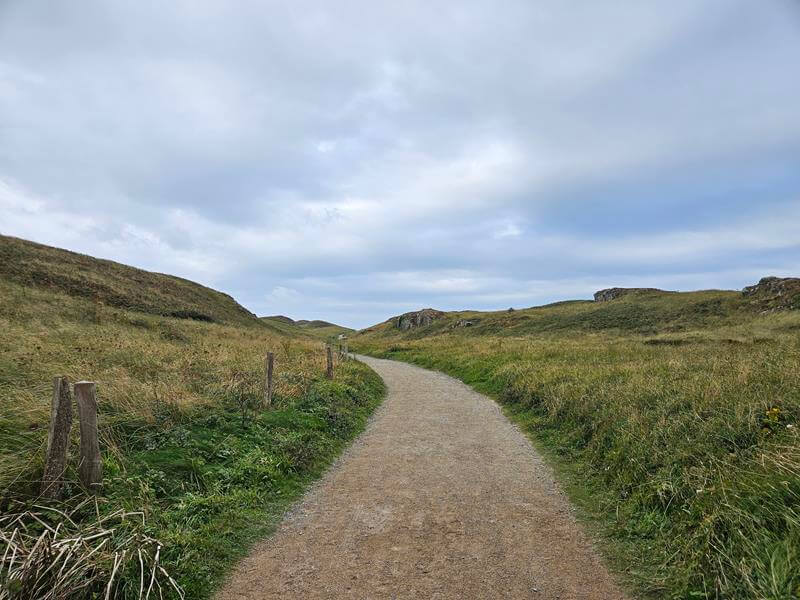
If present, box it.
[0,234,261,327]
[357,277,799,338]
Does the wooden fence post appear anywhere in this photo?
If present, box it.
[264,352,274,407]
[41,376,72,499]
[326,345,334,379]
[344,341,349,360]
[75,381,102,492]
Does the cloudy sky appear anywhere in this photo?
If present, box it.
[1,1,799,328]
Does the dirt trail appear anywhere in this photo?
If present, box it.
[217,356,628,600]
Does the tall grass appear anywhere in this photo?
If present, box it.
[0,281,385,598]
[355,313,800,599]
[0,282,314,494]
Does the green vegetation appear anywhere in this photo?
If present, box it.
[0,237,384,598]
[354,289,800,599]
[261,315,353,341]
[0,234,270,327]
[106,358,383,599]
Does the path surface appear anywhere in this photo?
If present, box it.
[217,356,627,600]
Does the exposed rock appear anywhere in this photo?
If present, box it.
[452,319,477,328]
[593,287,666,302]
[742,277,800,310]
[396,308,445,330]
[742,276,800,297]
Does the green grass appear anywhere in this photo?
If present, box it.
[0,238,384,598]
[260,316,353,341]
[104,360,384,598]
[362,289,771,339]
[354,293,800,599]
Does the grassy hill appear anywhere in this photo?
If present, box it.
[261,315,353,341]
[353,285,800,599]
[0,234,267,327]
[0,236,384,599]
[358,285,800,340]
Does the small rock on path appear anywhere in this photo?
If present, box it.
[216,356,628,600]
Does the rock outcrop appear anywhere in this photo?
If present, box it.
[396,309,444,330]
[593,288,666,302]
[742,276,800,297]
[742,277,800,310]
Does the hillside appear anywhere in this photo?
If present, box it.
[0,238,384,599]
[357,282,800,343]
[353,282,800,599]
[0,234,266,328]
[261,315,353,340]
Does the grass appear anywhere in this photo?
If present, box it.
[102,357,383,598]
[0,240,385,599]
[353,291,800,599]
[260,316,353,341]
[0,234,270,328]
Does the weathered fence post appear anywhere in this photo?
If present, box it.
[41,376,72,499]
[343,341,349,360]
[264,352,274,407]
[326,345,334,379]
[75,381,102,492]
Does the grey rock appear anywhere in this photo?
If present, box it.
[396,308,445,330]
[593,287,666,302]
[741,276,800,310]
[453,319,476,328]
[742,276,800,297]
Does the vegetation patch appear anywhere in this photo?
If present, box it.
[168,310,214,322]
[0,234,263,327]
[260,315,353,341]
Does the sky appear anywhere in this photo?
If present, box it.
[1,1,799,328]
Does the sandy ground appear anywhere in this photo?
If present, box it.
[216,356,628,600]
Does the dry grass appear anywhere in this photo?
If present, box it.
[0,281,327,497]
[0,499,182,600]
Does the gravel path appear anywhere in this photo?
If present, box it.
[216,356,628,600]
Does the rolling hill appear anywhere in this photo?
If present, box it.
[356,281,800,343]
[261,315,353,340]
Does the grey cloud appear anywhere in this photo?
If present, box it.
[1,0,799,327]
